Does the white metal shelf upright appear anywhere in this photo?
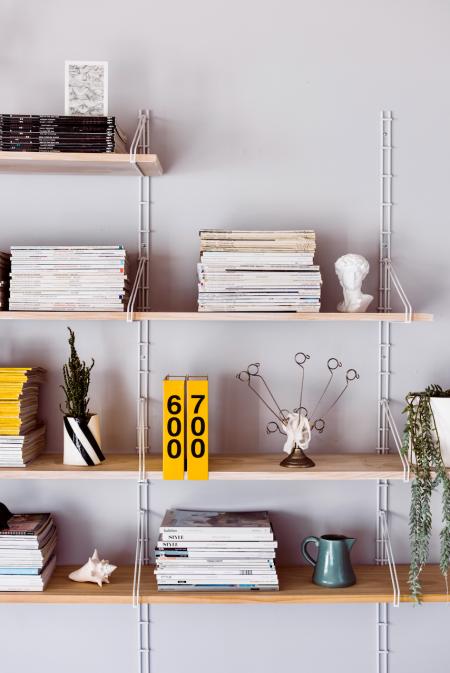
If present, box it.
[375,110,413,673]
[126,110,153,673]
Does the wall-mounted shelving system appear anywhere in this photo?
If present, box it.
[0,110,432,673]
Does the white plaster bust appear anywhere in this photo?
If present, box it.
[335,253,373,313]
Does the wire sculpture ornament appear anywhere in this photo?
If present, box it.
[236,353,360,468]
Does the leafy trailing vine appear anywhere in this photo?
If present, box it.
[401,384,450,602]
[59,327,95,424]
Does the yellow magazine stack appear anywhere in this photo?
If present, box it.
[0,367,46,466]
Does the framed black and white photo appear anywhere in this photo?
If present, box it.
[64,60,108,116]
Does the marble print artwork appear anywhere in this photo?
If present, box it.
[65,61,108,116]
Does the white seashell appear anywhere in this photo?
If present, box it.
[68,549,117,587]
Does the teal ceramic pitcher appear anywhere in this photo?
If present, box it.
[301,534,356,588]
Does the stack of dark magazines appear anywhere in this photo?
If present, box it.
[0,251,10,310]
[197,230,321,312]
[155,509,279,591]
[0,114,126,153]
[0,510,57,591]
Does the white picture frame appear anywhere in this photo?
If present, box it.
[64,61,109,116]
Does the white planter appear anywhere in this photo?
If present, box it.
[63,414,105,466]
[430,398,450,467]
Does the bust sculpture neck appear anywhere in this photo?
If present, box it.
[338,287,373,313]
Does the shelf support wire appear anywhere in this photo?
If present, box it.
[127,257,147,322]
[129,111,148,176]
[380,399,410,482]
[376,109,393,673]
[379,511,401,607]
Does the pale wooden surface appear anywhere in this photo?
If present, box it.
[0,152,163,176]
[203,452,406,481]
[0,453,406,480]
[0,311,433,322]
[0,566,135,604]
[0,565,446,604]
[141,565,450,605]
[0,454,139,480]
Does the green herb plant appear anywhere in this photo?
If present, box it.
[402,384,450,603]
[60,327,95,424]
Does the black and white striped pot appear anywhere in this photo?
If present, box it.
[63,414,105,466]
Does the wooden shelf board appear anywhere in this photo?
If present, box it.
[141,565,448,605]
[134,312,433,323]
[0,311,433,322]
[200,452,406,481]
[0,565,446,604]
[0,152,162,177]
[0,566,134,604]
[0,454,139,480]
[0,452,406,481]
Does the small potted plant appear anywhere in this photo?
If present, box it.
[60,327,105,466]
[402,384,450,602]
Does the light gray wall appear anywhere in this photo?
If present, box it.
[0,0,449,671]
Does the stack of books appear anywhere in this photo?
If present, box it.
[0,114,125,153]
[0,512,57,591]
[155,509,279,592]
[9,246,129,311]
[0,251,10,310]
[0,367,46,467]
[197,230,321,312]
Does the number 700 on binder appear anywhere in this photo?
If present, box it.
[162,376,209,480]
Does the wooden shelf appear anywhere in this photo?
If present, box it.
[0,564,446,604]
[0,454,139,480]
[0,566,135,604]
[139,565,447,605]
[0,152,162,177]
[0,452,406,481]
[0,311,433,322]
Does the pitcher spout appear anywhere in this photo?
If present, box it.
[345,537,356,551]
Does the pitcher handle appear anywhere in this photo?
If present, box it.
[301,536,319,567]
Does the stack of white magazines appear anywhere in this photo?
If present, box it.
[0,512,57,591]
[155,509,279,591]
[0,251,10,310]
[197,230,321,312]
[9,245,129,311]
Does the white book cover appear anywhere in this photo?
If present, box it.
[156,539,277,549]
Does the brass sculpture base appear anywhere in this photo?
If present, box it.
[280,445,315,468]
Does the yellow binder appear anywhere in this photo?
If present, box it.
[186,377,209,480]
[162,377,185,480]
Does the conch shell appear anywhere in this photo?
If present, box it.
[68,549,117,587]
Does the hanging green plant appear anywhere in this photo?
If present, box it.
[401,384,450,603]
[59,327,95,424]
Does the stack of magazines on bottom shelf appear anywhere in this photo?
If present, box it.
[155,509,279,592]
[0,251,10,310]
[0,510,57,591]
